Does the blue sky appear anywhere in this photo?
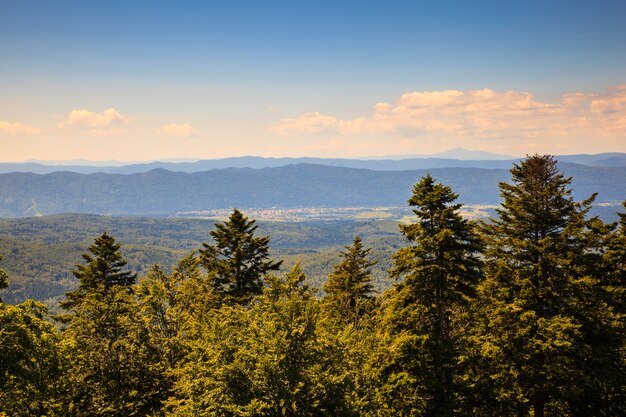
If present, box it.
[1,0,625,161]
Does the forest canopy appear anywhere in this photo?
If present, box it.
[0,155,624,417]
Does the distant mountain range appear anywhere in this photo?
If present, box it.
[0,162,624,218]
[1,151,625,175]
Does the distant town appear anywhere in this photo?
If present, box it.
[177,205,498,222]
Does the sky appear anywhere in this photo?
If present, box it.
[1,0,625,162]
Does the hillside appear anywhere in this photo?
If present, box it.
[1,163,624,217]
[0,214,404,307]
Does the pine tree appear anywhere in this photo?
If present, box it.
[380,174,483,416]
[322,236,376,325]
[467,155,616,416]
[199,209,282,304]
[60,232,137,312]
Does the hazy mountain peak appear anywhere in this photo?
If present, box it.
[429,148,516,160]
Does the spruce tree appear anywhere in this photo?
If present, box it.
[467,155,616,416]
[61,231,137,312]
[322,236,376,325]
[58,233,162,416]
[199,208,282,304]
[380,174,482,416]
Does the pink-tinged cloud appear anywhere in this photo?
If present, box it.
[157,123,196,137]
[58,108,130,135]
[267,85,626,143]
[0,121,42,135]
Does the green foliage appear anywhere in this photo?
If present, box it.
[135,251,220,379]
[199,209,282,304]
[59,286,164,416]
[466,155,623,416]
[380,174,483,416]
[136,263,187,372]
[60,232,137,313]
[58,233,164,416]
[0,157,624,416]
[169,264,350,416]
[0,254,8,301]
[0,215,401,310]
[322,236,376,325]
[604,201,626,313]
[0,301,61,416]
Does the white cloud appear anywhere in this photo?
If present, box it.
[267,85,626,145]
[0,121,42,135]
[157,123,196,137]
[58,107,131,135]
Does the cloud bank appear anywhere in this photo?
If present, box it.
[267,85,626,150]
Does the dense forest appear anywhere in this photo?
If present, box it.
[0,215,404,308]
[1,155,624,416]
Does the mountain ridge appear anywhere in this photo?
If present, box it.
[0,162,624,218]
[2,152,626,175]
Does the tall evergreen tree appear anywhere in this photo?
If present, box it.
[322,236,376,325]
[467,155,619,416]
[60,231,137,312]
[380,174,483,416]
[199,208,282,304]
[58,233,162,416]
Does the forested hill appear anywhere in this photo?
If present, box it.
[1,162,625,217]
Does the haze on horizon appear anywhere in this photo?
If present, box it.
[1,0,625,163]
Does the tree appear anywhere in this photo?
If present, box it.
[604,201,626,314]
[0,254,9,303]
[199,209,282,304]
[136,252,217,371]
[322,236,376,325]
[466,155,620,416]
[587,201,626,414]
[169,264,350,416]
[60,231,137,313]
[0,301,62,416]
[379,174,483,416]
[58,233,162,416]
